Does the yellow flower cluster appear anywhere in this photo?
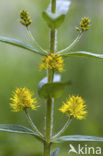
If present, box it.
[76,17,90,32]
[40,53,64,72]
[10,88,38,112]
[80,17,91,31]
[59,96,87,120]
[20,10,32,27]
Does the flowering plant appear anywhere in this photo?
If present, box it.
[0,0,103,156]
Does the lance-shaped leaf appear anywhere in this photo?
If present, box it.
[0,124,37,135]
[38,81,71,99]
[43,0,71,29]
[0,36,45,56]
[0,124,44,141]
[62,51,103,59]
[53,135,103,143]
[51,148,60,156]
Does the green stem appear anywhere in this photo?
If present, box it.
[51,0,56,13]
[43,141,52,156]
[50,30,57,53]
[43,0,56,155]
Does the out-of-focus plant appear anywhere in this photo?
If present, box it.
[0,0,103,156]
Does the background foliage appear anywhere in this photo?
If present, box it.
[0,0,103,155]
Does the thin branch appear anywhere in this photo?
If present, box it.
[57,33,83,54]
[26,28,48,54]
[51,118,72,141]
[24,110,44,139]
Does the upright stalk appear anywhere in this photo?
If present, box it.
[51,0,56,13]
[43,0,56,155]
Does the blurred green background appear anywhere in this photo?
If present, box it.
[0,0,103,155]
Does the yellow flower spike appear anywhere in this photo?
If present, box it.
[80,17,91,32]
[40,53,64,72]
[20,10,32,27]
[75,17,91,33]
[10,88,39,112]
[59,95,87,120]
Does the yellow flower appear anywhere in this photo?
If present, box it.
[40,53,64,72]
[20,10,32,27]
[75,17,91,32]
[10,88,38,112]
[59,96,87,120]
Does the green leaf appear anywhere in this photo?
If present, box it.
[0,36,45,56]
[54,135,103,143]
[51,148,60,156]
[39,74,61,87]
[62,51,103,59]
[38,81,71,99]
[0,124,37,135]
[42,11,65,29]
[43,0,71,29]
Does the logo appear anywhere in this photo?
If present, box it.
[68,144,102,155]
